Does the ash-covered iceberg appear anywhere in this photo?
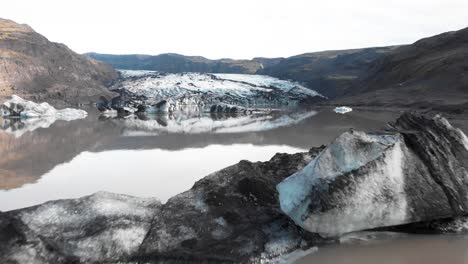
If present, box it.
[277,113,468,237]
[0,148,327,263]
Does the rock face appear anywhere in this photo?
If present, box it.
[0,18,118,106]
[0,148,326,263]
[277,113,468,237]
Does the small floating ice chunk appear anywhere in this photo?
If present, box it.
[334,106,353,114]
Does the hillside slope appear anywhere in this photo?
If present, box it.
[86,52,283,74]
[337,27,468,109]
[258,47,399,98]
[0,18,118,106]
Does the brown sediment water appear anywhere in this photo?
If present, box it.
[295,233,468,264]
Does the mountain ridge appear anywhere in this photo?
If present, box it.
[336,26,468,110]
[86,47,400,98]
[0,18,119,106]
[85,52,283,75]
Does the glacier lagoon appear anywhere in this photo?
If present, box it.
[0,109,400,211]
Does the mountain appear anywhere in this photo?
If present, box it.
[337,27,468,110]
[257,47,399,98]
[87,48,397,99]
[87,27,468,110]
[0,18,118,106]
[86,52,284,74]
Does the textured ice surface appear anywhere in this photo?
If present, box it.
[16,191,160,262]
[277,131,408,236]
[114,70,322,105]
[433,114,468,151]
[214,73,322,97]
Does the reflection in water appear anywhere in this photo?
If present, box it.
[119,111,317,136]
[0,144,305,211]
[295,232,468,264]
[0,117,62,138]
[0,109,401,211]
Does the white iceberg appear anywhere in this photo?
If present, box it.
[0,95,88,137]
[334,106,353,114]
[1,95,88,120]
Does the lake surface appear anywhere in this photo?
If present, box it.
[295,232,468,264]
[0,109,400,211]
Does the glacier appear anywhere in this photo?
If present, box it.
[112,70,324,107]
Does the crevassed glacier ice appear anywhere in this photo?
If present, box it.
[113,70,323,106]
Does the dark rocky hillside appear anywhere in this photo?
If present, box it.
[86,52,284,74]
[337,27,468,109]
[258,47,399,98]
[0,18,119,106]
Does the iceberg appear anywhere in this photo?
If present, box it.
[278,113,468,237]
[333,106,352,114]
[1,95,87,120]
[0,95,88,137]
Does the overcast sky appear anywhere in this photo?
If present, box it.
[1,0,467,59]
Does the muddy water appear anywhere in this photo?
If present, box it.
[295,232,468,264]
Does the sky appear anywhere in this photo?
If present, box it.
[1,0,468,59]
